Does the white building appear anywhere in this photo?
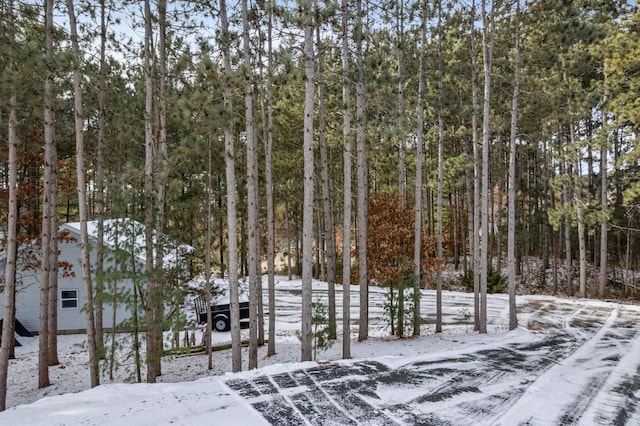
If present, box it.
[0,218,192,334]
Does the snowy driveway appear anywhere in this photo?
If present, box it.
[2,284,640,426]
[226,299,640,425]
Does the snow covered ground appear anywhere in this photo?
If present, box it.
[1,276,640,425]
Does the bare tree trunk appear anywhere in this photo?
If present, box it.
[599,138,608,298]
[356,0,368,343]
[39,0,55,388]
[495,142,503,273]
[300,0,315,362]
[95,0,107,360]
[569,120,587,298]
[577,201,587,297]
[465,143,474,276]
[396,0,406,205]
[252,75,265,348]
[479,0,495,334]
[314,187,322,280]
[542,142,551,272]
[341,0,352,359]
[453,191,460,270]
[317,27,337,341]
[242,0,260,370]
[219,184,225,280]
[220,0,241,373]
[507,1,520,330]
[435,0,444,334]
[143,0,160,383]
[46,0,60,365]
[152,0,169,377]
[67,0,99,388]
[109,222,120,380]
[0,1,18,409]
[285,198,292,281]
[563,154,573,297]
[47,172,59,367]
[205,140,213,370]
[413,0,427,337]
[265,1,276,357]
[132,259,142,384]
[471,0,481,332]
[296,217,301,277]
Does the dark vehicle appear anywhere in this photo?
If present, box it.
[194,296,250,332]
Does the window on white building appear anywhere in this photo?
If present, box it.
[61,290,78,309]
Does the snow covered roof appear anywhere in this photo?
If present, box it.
[61,218,194,268]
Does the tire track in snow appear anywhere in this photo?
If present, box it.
[226,361,401,426]
[493,306,640,425]
[226,300,640,425]
[576,307,640,425]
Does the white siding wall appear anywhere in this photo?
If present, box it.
[0,231,140,333]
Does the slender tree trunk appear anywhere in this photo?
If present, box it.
[0,0,18,409]
[220,0,241,373]
[435,0,444,334]
[413,0,427,337]
[285,198,292,281]
[453,192,460,270]
[109,223,119,380]
[471,0,481,332]
[39,0,55,388]
[496,142,503,273]
[143,0,160,383]
[577,201,587,297]
[341,0,352,358]
[67,0,99,387]
[507,1,520,330]
[265,1,276,357]
[153,0,169,376]
[205,140,213,370]
[296,216,301,277]
[479,0,495,334]
[47,2,60,365]
[300,0,315,362]
[47,217,59,366]
[240,215,247,278]
[95,0,107,360]
[570,120,587,298]
[317,27,337,341]
[132,260,142,384]
[356,0,368,343]
[397,0,406,205]
[599,138,608,298]
[563,154,573,296]
[242,0,260,370]
[254,122,265,349]
[542,142,551,271]
[218,183,225,280]
[465,141,474,278]
[314,193,322,280]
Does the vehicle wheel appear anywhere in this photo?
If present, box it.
[214,316,229,332]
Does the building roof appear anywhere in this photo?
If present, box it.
[61,218,194,268]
